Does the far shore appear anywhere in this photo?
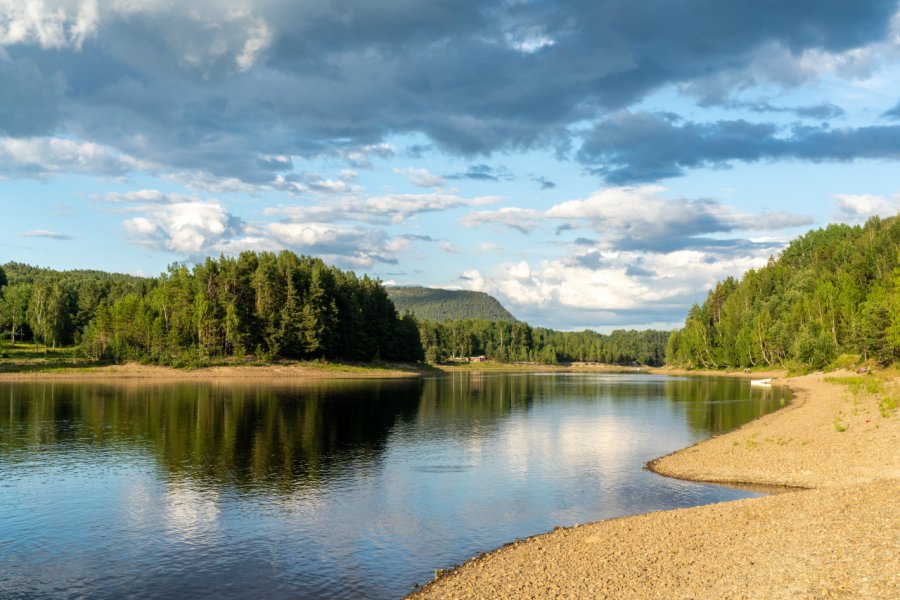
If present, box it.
[0,358,653,382]
[412,370,900,599]
[0,360,428,381]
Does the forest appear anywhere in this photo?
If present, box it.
[0,252,422,364]
[418,319,669,366]
[386,286,518,322]
[0,256,669,367]
[666,215,900,369]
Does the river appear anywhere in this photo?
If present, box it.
[0,372,789,599]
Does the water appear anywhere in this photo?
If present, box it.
[0,373,789,599]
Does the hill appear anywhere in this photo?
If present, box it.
[666,215,900,369]
[386,286,518,322]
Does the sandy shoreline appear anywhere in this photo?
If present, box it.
[412,370,900,599]
[0,360,647,381]
[0,361,426,381]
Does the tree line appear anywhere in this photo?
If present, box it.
[666,216,900,369]
[418,318,669,365]
[0,252,422,363]
[1,254,670,367]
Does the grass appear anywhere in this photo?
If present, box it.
[879,395,898,418]
[833,419,848,432]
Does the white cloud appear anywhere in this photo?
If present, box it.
[107,188,420,267]
[393,167,444,188]
[464,244,780,314]
[122,198,243,256]
[833,193,900,224]
[272,169,362,196]
[22,229,72,240]
[342,143,395,169]
[0,136,146,178]
[460,206,544,233]
[267,192,501,225]
[464,186,812,251]
[0,0,98,50]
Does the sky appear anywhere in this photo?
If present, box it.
[3,1,900,332]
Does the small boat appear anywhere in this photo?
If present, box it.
[750,378,772,387]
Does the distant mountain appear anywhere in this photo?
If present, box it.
[386,286,517,322]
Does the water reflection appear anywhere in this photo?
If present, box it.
[0,374,788,599]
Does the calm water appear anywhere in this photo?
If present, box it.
[0,373,789,599]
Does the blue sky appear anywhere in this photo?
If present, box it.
[3,1,900,331]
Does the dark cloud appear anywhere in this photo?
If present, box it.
[724,100,845,120]
[0,0,895,183]
[532,175,557,189]
[882,101,900,120]
[446,164,513,182]
[579,111,900,183]
[624,263,654,277]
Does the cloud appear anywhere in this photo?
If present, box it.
[579,112,900,183]
[0,136,145,178]
[461,207,544,234]
[723,100,845,120]
[0,1,897,186]
[0,0,99,50]
[341,144,395,169]
[532,175,556,190]
[22,229,72,240]
[833,193,900,223]
[882,101,900,120]
[267,192,501,225]
[545,186,813,251]
[108,188,440,267]
[446,164,512,182]
[461,240,788,329]
[464,186,813,250]
[394,167,444,187]
[123,198,245,257]
[272,169,361,196]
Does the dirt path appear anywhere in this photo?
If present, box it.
[412,371,900,599]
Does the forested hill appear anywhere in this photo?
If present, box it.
[0,252,423,363]
[666,216,900,370]
[386,286,517,322]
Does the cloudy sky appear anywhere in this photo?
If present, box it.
[4,0,900,331]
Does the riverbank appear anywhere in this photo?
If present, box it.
[0,360,427,381]
[0,358,644,381]
[412,371,900,599]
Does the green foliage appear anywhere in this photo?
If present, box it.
[418,318,669,365]
[667,216,900,369]
[2,254,423,364]
[78,251,424,364]
[386,287,517,322]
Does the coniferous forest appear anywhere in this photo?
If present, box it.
[386,287,518,322]
[666,216,900,369]
[0,253,669,367]
[0,252,423,363]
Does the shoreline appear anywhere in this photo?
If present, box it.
[412,370,900,599]
[0,361,428,381]
[0,359,651,382]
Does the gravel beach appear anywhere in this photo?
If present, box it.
[412,371,900,599]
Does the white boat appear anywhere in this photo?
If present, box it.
[750,378,772,387]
